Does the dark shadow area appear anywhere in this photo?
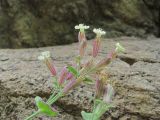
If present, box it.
[0,0,160,48]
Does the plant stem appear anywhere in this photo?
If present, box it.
[24,110,40,120]
[46,92,56,104]
[47,92,63,105]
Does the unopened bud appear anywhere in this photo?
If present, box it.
[79,40,87,57]
[95,57,111,69]
[63,79,77,94]
[78,32,86,42]
[95,79,105,98]
[45,59,57,76]
[115,43,125,53]
[92,38,101,58]
[95,51,117,69]
[79,59,94,75]
[58,66,68,85]
[66,72,73,80]
[103,84,114,103]
[107,51,117,59]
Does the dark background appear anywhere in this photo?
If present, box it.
[0,0,160,48]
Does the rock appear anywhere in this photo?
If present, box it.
[0,0,160,48]
[0,37,160,120]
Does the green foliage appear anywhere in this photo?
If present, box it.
[81,99,111,120]
[81,111,97,120]
[67,65,79,77]
[84,77,94,84]
[35,96,58,117]
[25,24,123,120]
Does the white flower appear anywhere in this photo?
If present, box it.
[75,24,89,32]
[41,51,51,58]
[38,51,51,61]
[38,55,45,61]
[115,43,125,53]
[93,28,106,37]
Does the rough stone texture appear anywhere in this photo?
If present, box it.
[0,37,160,120]
[0,0,160,48]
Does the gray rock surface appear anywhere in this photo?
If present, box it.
[0,37,160,120]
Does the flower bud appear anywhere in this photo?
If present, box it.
[78,32,86,42]
[58,66,68,85]
[107,51,117,59]
[45,59,57,76]
[62,76,84,94]
[79,40,87,57]
[115,43,125,53]
[79,58,94,75]
[92,38,101,58]
[95,79,105,98]
[95,51,117,70]
[63,79,77,94]
[38,51,57,76]
[65,72,73,80]
[95,57,111,69]
[103,84,114,103]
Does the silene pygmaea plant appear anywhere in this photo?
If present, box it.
[24,24,125,120]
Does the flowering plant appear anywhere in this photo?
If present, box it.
[25,24,125,120]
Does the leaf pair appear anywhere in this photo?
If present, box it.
[67,65,94,84]
[84,77,94,84]
[81,111,99,120]
[35,96,58,117]
[67,66,79,77]
[81,99,111,120]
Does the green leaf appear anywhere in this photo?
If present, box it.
[81,99,112,120]
[93,100,111,118]
[67,66,79,77]
[94,99,102,106]
[116,43,125,53]
[84,77,94,84]
[81,111,99,120]
[35,96,58,117]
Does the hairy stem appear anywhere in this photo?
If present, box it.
[47,92,63,105]
[46,92,56,104]
[24,110,41,120]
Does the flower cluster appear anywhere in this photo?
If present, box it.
[93,28,106,37]
[25,23,125,120]
[38,51,51,61]
[116,42,125,53]
[75,24,89,32]
[38,51,57,76]
[92,28,106,58]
